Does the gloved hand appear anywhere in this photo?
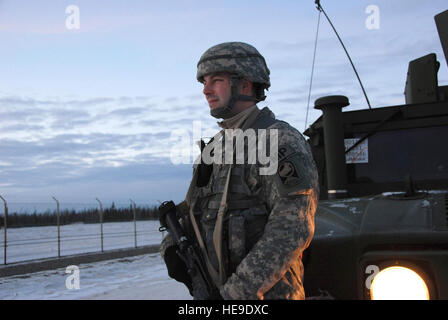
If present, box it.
[163,245,193,295]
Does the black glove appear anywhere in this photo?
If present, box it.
[163,245,193,295]
[207,288,223,300]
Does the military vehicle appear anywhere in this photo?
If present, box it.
[302,8,448,299]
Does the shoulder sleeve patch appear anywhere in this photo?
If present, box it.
[274,145,311,197]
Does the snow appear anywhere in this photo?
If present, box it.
[1,220,164,263]
[421,200,431,207]
[0,220,192,299]
[328,203,348,208]
[0,253,192,300]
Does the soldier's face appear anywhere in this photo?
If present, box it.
[202,72,232,110]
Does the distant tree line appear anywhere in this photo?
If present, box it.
[0,202,159,229]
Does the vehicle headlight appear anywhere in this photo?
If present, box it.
[370,266,430,300]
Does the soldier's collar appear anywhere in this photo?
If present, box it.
[217,104,259,129]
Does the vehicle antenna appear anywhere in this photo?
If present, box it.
[304,2,322,131]
[314,0,372,109]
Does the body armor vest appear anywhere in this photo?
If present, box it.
[187,108,282,278]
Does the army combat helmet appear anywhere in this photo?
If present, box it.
[197,42,270,119]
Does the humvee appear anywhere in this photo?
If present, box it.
[302,9,448,300]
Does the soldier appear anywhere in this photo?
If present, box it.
[160,42,319,300]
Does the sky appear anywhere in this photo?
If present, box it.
[0,0,447,210]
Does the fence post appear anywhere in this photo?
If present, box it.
[130,199,137,248]
[0,195,7,265]
[52,196,61,258]
[96,198,104,252]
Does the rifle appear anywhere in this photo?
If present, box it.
[158,200,220,299]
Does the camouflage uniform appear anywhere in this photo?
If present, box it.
[160,42,319,300]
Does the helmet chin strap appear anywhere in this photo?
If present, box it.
[210,75,258,119]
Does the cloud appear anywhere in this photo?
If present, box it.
[0,125,195,201]
[0,95,154,109]
[1,162,193,205]
[0,95,182,135]
[0,124,46,132]
[106,107,148,117]
[0,90,216,204]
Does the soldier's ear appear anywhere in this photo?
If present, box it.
[238,78,254,96]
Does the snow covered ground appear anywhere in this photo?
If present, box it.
[1,220,163,263]
[0,220,192,300]
[0,253,192,300]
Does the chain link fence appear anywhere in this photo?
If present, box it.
[0,197,164,265]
